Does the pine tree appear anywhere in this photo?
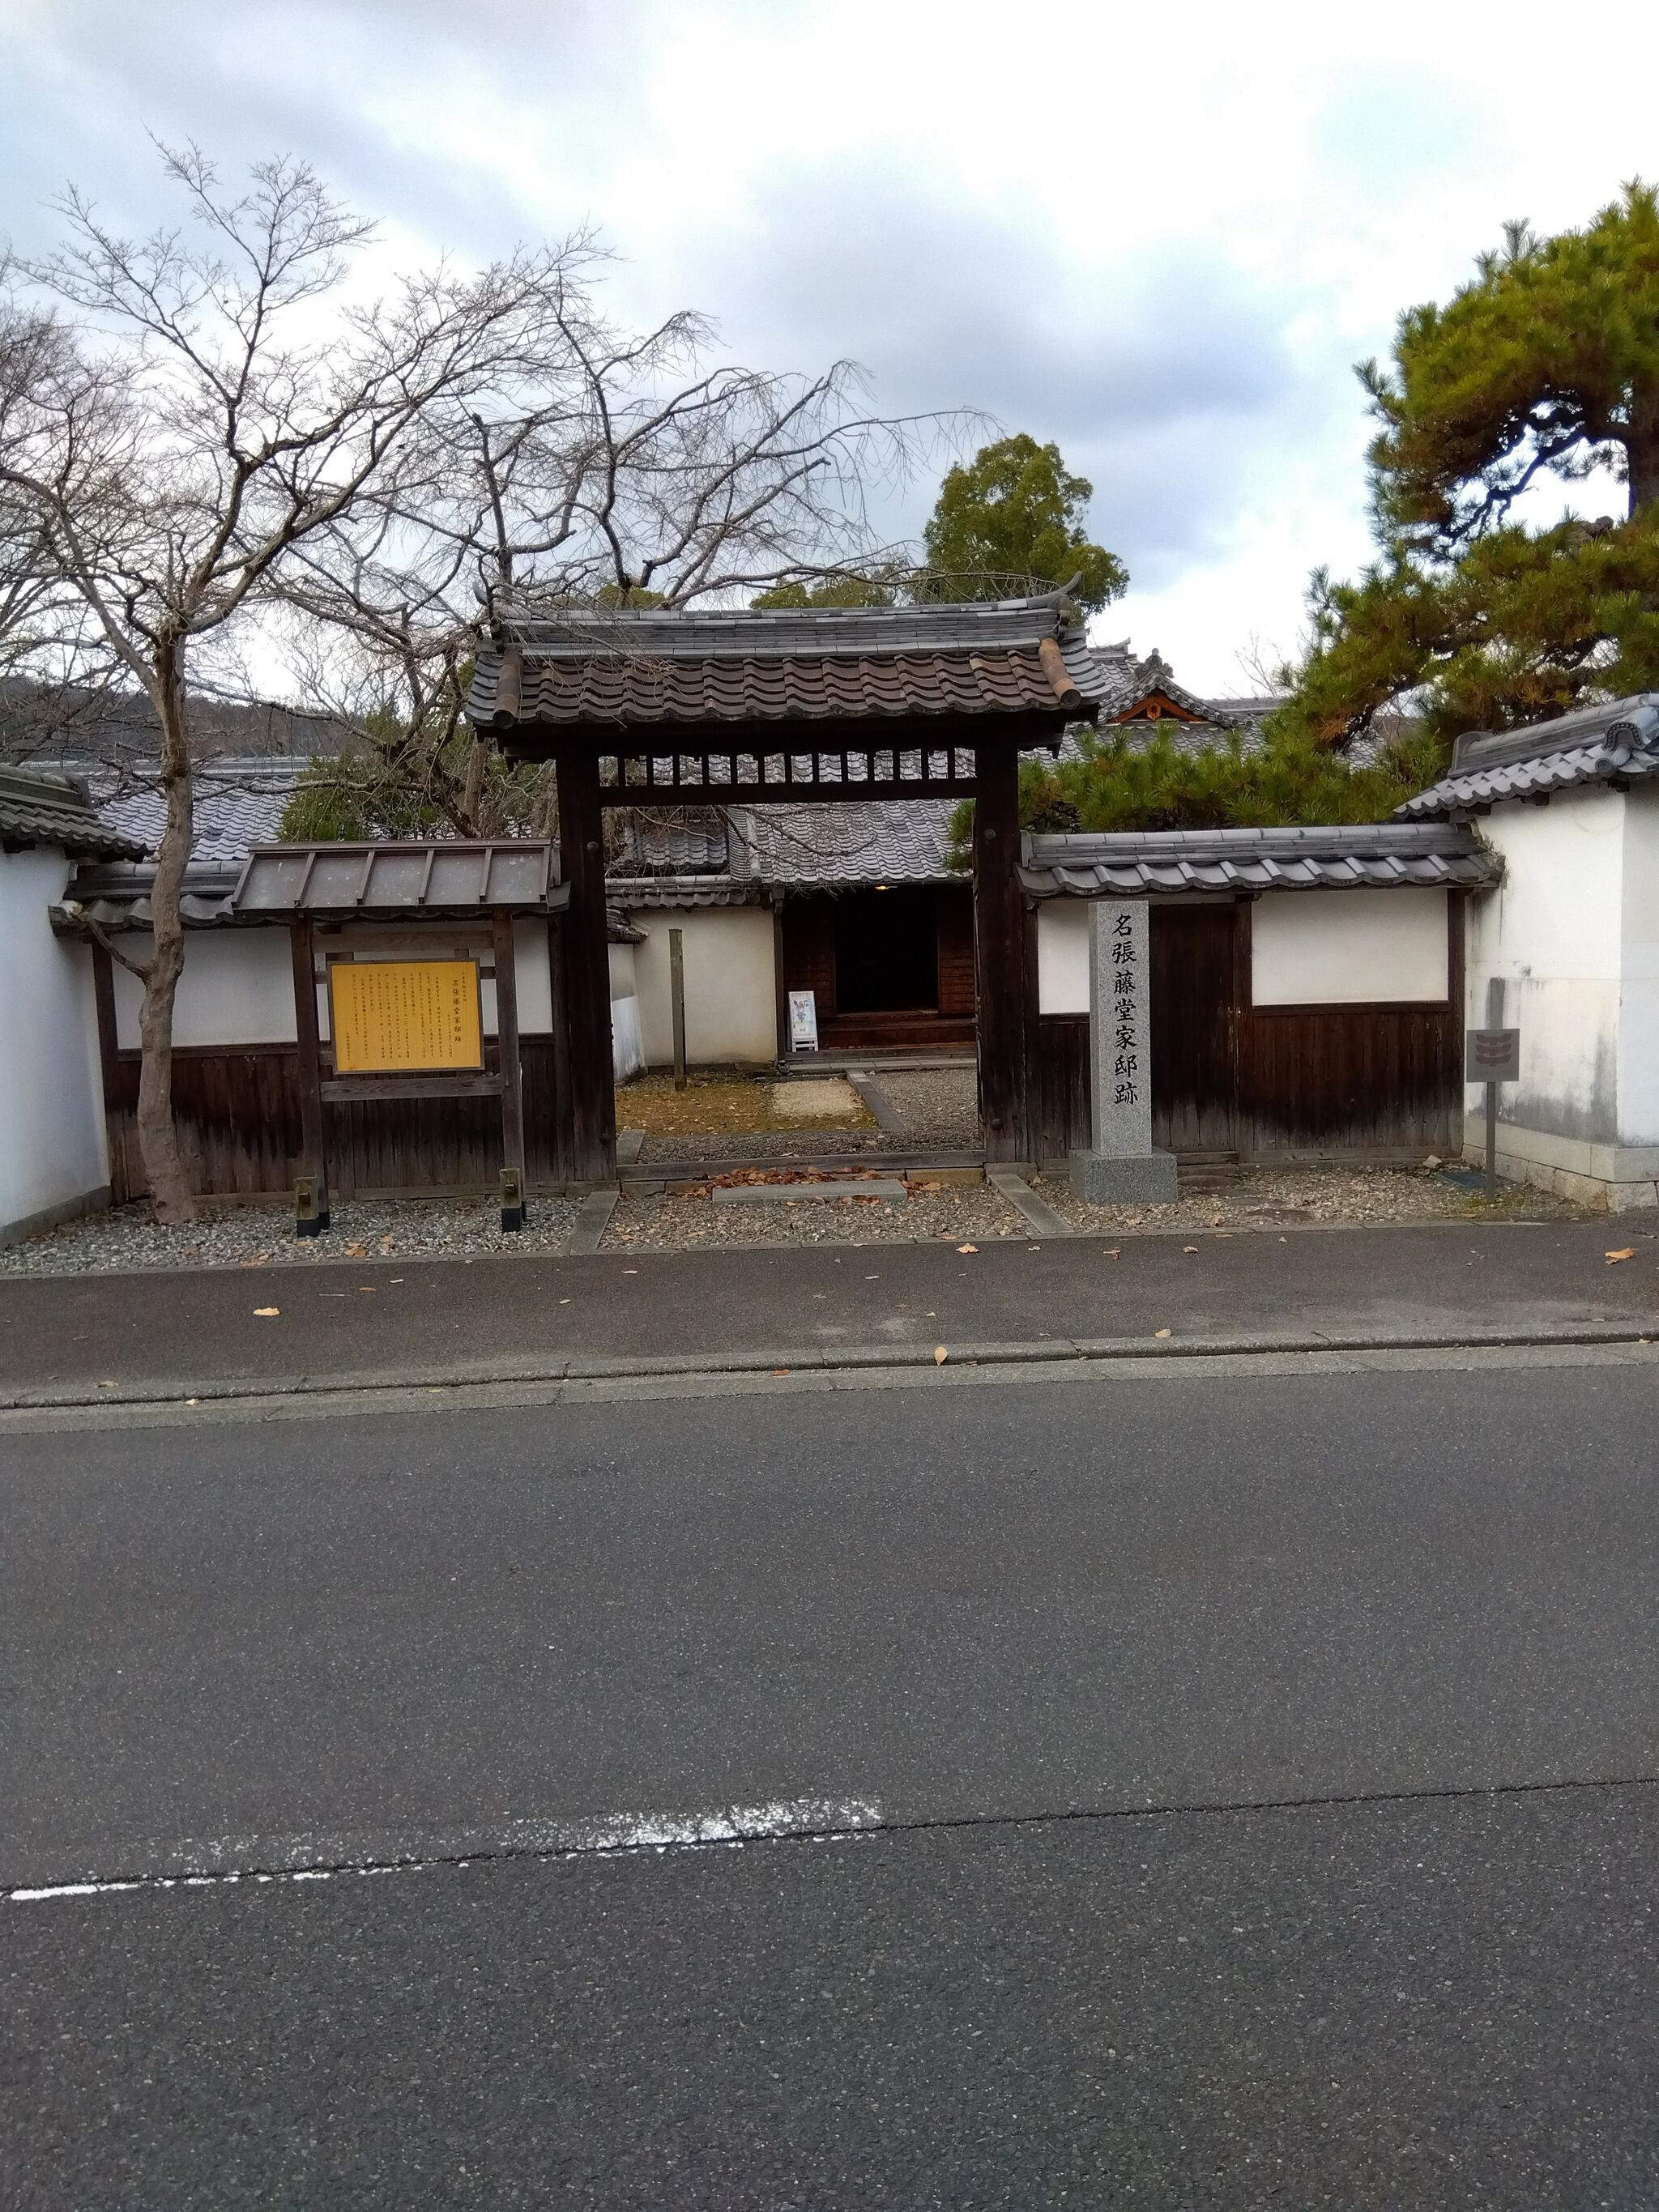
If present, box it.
[1276,182,1659,746]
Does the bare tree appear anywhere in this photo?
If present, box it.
[0,143,569,1220]
[277,283,962,837]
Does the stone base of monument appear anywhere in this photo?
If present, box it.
[1069,1149,1179,1204]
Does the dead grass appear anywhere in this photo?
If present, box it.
[615,1069,875,1137]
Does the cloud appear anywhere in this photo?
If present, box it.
[6,0,1659,688]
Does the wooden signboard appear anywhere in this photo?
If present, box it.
[329,958,484,1076]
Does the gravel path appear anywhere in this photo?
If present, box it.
[603,1182,1028,1251]
[868,1065,980,1150]
[0,1195,582,1276]
[1031,1161,1592,1233]
[637,1127,888,1161]
[629,1063,979,1161]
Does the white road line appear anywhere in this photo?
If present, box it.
[6,1796,885,1903]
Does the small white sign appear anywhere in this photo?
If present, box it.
[788,990,819,1052]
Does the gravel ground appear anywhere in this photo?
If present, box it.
[868,1064,981,1150]
[603,1181,1027,1251]
[0,1195,582,1277]
[637,1127,889,1161]
[1030,1161,1593,1234]
[616,1071,874,1139]
[628,1063,980,1162]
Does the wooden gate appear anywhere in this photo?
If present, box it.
[1149,905,1238,1157]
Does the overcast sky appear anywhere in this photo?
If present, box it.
[4,0,1657,693]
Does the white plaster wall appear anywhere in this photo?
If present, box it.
[1042,889,1449,1014]
[1618,786,1659,1144]
[110,923,557,1047]
[511,919,553,1034]
[1463,788,1625,1146]
[1037,900,1090,1014]
[110,928,298,1047]
[1252,888,1448,1005]
[0,847,109,1235]
[629,907,777,1065]
[608,942,638,1002]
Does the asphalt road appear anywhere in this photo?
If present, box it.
[6,1352,1659,2205]
[5,1213,1657,1402]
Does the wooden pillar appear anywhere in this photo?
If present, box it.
[88,936,129,1203]
[288,916,331,1228]
[492,908,527,1225]
[772,900,789,1063]
[554,747,616,1183]
[546,915,573,1185]
[973,739,1032,1161]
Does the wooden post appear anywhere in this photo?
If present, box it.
[547,915,573,1186]
[973,738,1032,1161]
[288,916,330,1232]
[88,936,129,1204]
[554,746,616,1183]
[1231,895,1253,1166]
[669,925,688,1089]
[493,908,527,1229]
[772,900,789,1064]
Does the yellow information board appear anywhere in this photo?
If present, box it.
[329,958,484,1075]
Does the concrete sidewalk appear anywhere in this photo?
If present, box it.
[2,1215,1656,1408]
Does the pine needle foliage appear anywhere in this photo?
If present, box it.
[944,724,1448,868]
[1274,181,1659,748]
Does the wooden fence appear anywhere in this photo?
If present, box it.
[101,1037,573,1203]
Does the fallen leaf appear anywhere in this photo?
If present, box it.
[771,1367,790,1377]
[1105,1249,1120,1259]
[97,1379,115,1388]
[1211,1215,1226,1227]
[1154,1328,1171,1339]
[1606,1248,1635,1263]
[934,1345,949,1364]
[254,1306,280,1317]
[1183,1245,1198,1254]
[957,1243,978,1255]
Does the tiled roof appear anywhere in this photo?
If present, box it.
[87,760,305,862]
[1020,821,1499,898]
[0,761,146,860]
[734,799,958,888]
[1397,696,1659,819]
[612,816,732,874]
[467,591,1102,731]
[606,875,768,911]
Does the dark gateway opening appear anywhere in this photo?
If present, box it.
[833,886,940,1012]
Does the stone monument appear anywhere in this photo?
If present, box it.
[1069,899,1178,1204]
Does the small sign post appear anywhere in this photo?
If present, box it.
[1465,1026,1520,1199]
[788,990,819,1054]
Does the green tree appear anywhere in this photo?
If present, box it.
[921,434,1127,611]
[749,573,897,610]
[944,725,1446,864]
[1276,181,1659,747]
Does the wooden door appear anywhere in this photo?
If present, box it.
[1150,904,1238,1157]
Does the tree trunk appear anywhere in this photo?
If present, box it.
[134,643,197,1224]
[1627,400,1659,518]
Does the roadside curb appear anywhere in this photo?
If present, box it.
[5,1317,1653,1414]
